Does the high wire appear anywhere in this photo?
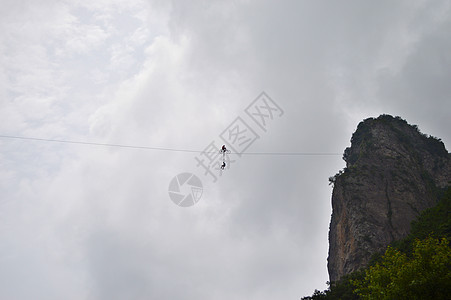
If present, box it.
[0,134,341,156]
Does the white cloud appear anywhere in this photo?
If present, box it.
[1,0,450,299]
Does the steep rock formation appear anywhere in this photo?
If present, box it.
[328,115,451,282]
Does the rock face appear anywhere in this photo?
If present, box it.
[328,115,451,282]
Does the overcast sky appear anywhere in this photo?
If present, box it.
[1,0,450,299]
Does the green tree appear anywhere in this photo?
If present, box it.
[353,237,451,300]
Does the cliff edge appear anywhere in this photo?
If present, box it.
[327,115,451,282]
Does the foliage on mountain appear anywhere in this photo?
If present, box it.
[392,187,451,255]
[352,237,451,300]
[302,187,451,300]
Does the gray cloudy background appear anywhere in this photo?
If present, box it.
[1,0,451,299]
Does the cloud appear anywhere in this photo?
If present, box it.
[1,0,450,299]
[376,3,451,146]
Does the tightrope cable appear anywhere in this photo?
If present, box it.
[0,134,341,156]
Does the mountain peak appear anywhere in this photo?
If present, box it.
[327,115,451,282]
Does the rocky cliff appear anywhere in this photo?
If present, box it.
[328,115,451,282]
